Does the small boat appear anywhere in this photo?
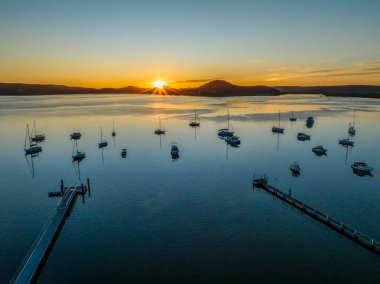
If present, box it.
[297,133,311,141]
[155,118,166,135]
[225,135,241,146]
[24,124,42,155]
[30,121,45,142]
[121,148,127,158]
[25,145,42,155]
[171,142,179,159]
[306,116,314,127]
[351,162,373,174]
[218,110,234,137]
[348,109,356,136]
[272,111,284,133]
[72,141,85,161]
[339,138,354,146]
[290,162,300,174]
[312,145,327,155]
[189,109,200,127]
[348,125,356,136]
[72,151,85,161]
[70,132,82,140]
[112,121,116,137]
[171,142,179,155]
[98,127,108,148]
[289,111,297,121]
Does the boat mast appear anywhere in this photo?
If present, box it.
[194,109,197,123]
[25,124,28,148]
[33,120,37,136]
[113,120,115,132]
[278,110,281,127]
[353,109,356,127]
[100,127,103,141]
[227,109,230,129]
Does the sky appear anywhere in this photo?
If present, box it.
[1,0,380,88]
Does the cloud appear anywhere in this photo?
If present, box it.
[263,61,380,82]
[174,78,217,84]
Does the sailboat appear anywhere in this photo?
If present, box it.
[72,140,85,161]
[218,110,234,137]
[289,111,297,121]
[70,132,81,140]
[339,136,354,146]
[112,121,116,137]
[189,109,200,127]
[155,118,166,135]
[98,127,108,148]
[272,111,284,133]
[348,109,356,136]
[24,124,42,155]
[30,120,45,142]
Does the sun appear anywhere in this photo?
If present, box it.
[153,80,165,89]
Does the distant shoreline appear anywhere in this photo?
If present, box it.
[1,80,380,99]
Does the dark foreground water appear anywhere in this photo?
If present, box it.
[1,94,379,283]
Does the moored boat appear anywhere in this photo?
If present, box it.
[272,111,284,133]
[170,142,179,155]
[312,145,327,155]
[121,148,127,158]
[70,132,81,140]
[289,111,297,121]
[290,162,300,174]
[30,121,45,142]
[98,127,108,148]
[218,110,234,137]
[112,121,116,137]
[189,109,200,127]
[225,135,241,146]
[24,124,42,155]
[306,116,314,127]
[351,162,373,174]
[297,133,311,141]
[155,118,166,135]
[339,138,354,146]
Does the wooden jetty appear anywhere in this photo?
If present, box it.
[253,177,380,256]
[11,179,90,284]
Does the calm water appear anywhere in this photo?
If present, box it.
[1,94,379,283]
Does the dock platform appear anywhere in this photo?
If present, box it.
[11,182,89,284]
[253,178,380,256]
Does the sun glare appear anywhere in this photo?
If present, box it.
[153,80,165,88]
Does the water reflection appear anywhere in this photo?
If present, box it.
[1,94,380,284]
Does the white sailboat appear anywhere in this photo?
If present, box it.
[289,111,297,121]
[24,124,42,155]
[218,110,234,137]
[272,111,284,133]
[98,127,108,148]
[189,109,200,127]
[72,140,85,161]
[348,109,356,136]
[30,120,45,142]
[112,120,116,137]
[155,118,166,135]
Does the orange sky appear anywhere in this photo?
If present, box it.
[1,1,380,88]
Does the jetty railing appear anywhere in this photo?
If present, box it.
[253,178,380,255]
[10,179,90,284]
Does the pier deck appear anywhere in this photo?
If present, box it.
[253,178,380,256]
[11,185,87,284]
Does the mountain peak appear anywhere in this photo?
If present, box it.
[199,80,235,90]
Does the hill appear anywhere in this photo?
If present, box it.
[276,85,380,98]
[183,80,280,96]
